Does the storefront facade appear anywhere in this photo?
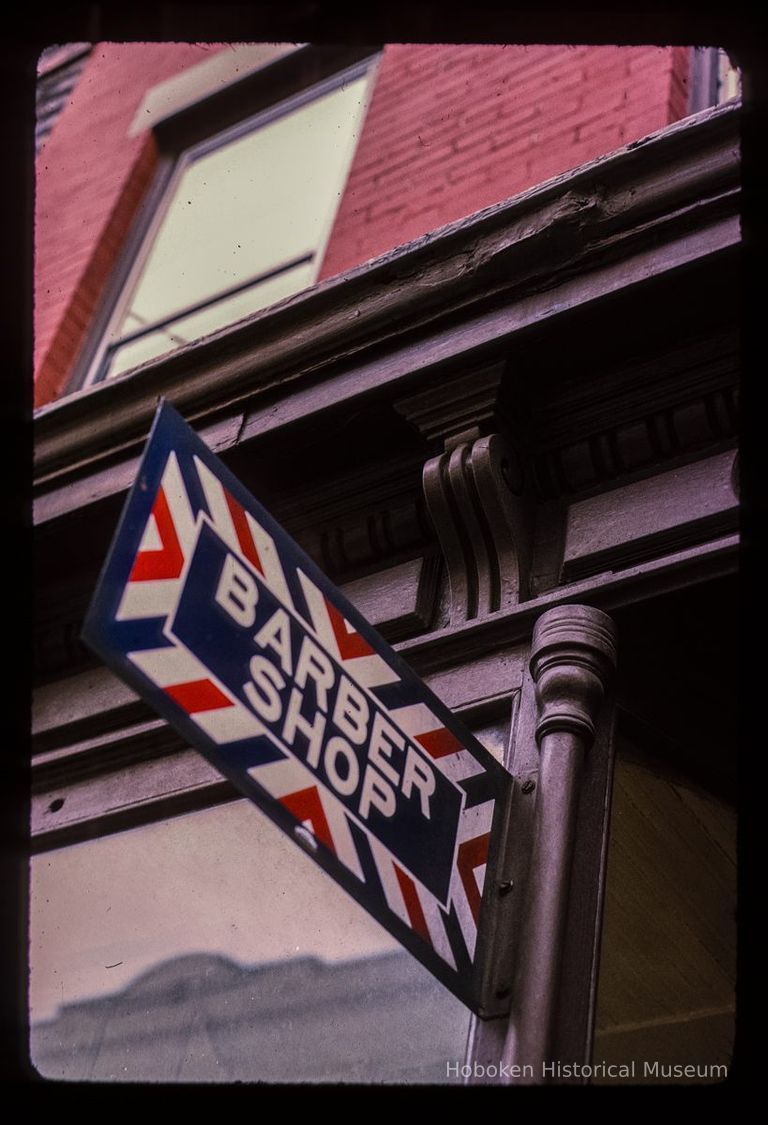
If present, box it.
[31,43,738,1083]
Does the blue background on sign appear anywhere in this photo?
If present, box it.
[170,521,463,905]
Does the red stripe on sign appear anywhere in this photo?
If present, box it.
[165,679,233,714]
[129,487,184,581]
[224,489,263,574]
[393,864,431,946]
[457,833,490,925]
[279,786,336,855]
[415,728,464,759]
[325,599,375,660]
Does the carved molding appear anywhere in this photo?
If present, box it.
[423,432,531,625]
[529,341,738,500]
[306,497,433,581]
[394,362,507,449]
[340,555,441,642]
[275,453,434,582]
[562,448,738,581]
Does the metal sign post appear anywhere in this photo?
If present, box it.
[462,604,617,1084]
[502,606,617,1081]
[82,401,514,1018]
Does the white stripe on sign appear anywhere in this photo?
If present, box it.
[128,643,212,687]
[194,456,240,553]
[432,749,486,784]
[163,451,197,556]
[388,703,441,738]
[137,512,162,552]
[117,578,184,621]
[244,509,295,609]
[341,652,401,689]
[457,799,495,842]
[248,756,318,801]
[313,787,365,881]
[417,889,457,970]
[296,570,335,648]
[193,703,266,744]
[367,836,411,927]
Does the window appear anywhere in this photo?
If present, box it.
[79,47,377,387]
[30,717,509,1081]
[688,47,741,115]
[716,50,740,102]
[30,798,473,1082]
[593,578,737,1082]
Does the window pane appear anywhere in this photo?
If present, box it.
[717,50,740,102]
[30,797,471,1082]
[111,73,369,351]
[105,260,315,379]
[593,752,736,1084]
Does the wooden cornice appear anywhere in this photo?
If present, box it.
[34,101,740,511]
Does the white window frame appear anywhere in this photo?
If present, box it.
[71,46,380,392]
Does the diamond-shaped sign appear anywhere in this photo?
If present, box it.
[82,402,513,1014]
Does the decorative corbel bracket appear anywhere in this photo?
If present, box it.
[395,363,532,624]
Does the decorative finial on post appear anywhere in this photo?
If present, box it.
[530,604,617,743]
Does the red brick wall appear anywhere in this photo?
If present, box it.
[34,43,690,406]
[34,42,227,407]
[318,44,689,281]
[668,46,693,121]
